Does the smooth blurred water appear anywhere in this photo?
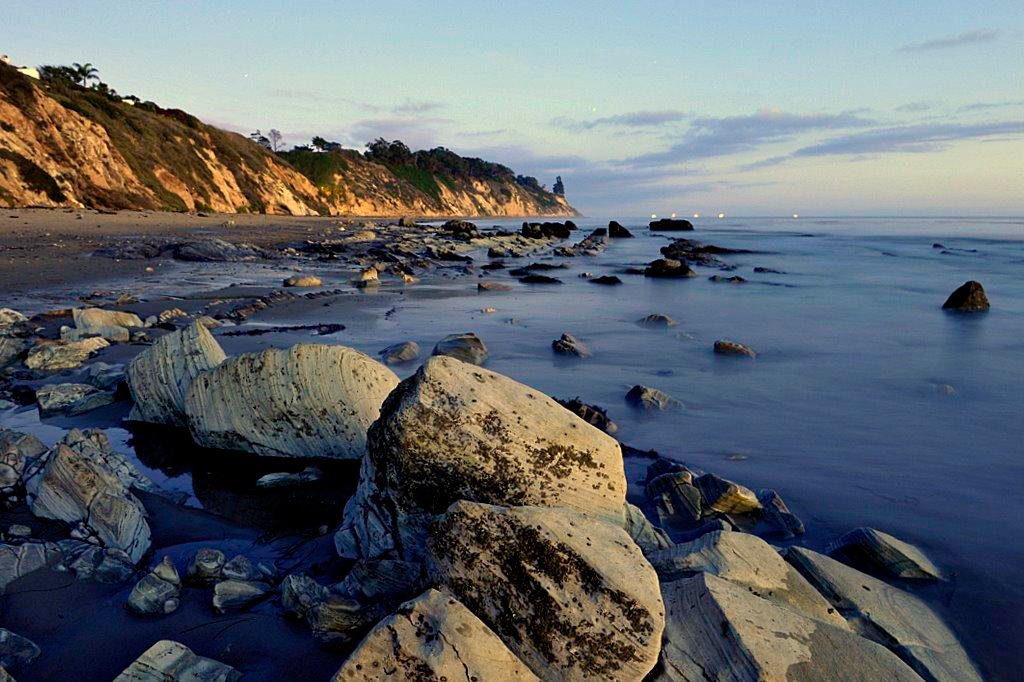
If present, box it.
[319,215,1024,679]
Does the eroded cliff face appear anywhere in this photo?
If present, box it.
[0,64,577,217]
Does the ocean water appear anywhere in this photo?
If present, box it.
[3,215,1022,678]
[347,215,1024,679]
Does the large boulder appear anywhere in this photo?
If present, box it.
[427,502,664,681]
[113,640,240,681]
[646,531,848,628]
[24,437,151,563]
[942,280,989,312]
[657,573,922,682]
[74,307,143,330]
[185,343,399,459]
[334,356,626,560]
[126,321,227,427]
[644,258,696,278]
[333,588,539,681]
[786,546,981,682]
[36,383,114,417]
[0,336,24,369]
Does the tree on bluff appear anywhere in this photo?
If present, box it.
[553,176,565,195]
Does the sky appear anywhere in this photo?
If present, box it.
[5,1,1023,215]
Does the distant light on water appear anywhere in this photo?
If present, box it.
[792,213,800,219]
[671,212,677,218]
[718,212,725,219]
[651,213,657,219]
[692,212,700,219]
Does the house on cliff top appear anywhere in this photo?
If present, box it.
[0,55,39,80]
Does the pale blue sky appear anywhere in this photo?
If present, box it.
[6,1,1023,214]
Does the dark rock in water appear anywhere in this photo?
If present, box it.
[335,559,425,605]
[608,221,634,238]
[713,339,757,358]
[379,341,421,366]
[754,488,804,538]
[644,258,696,278]
[441,219,479,240]
[509,262,568,275]
[932,243,945,249]
[521,221,574,239]
[213,579,272,612]
[186,548,226,585]
[693,473,760,514]
[589,275,622,285]
[556,397,618,434]
[828,527,942,580]
[649,218,694,231]
[625,385,680,410]
[591,227,608,237]
[941,280,989,312]
[753,266,784,274]
[428,247,473,262]
[652,486,704,535]
[552,333,591,358]
[637,313,678,328]
[172,237,268,262]
[518,274,562,284]
[709,275,746,283]
[126,571,181,615]
[0,628,41,668]
[432,332,488,365]
[480,261,506,270]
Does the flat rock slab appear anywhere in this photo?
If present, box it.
[113,640,240,681]
[785,546,981,682]
[646,531,848,629]
[657,573,922,682]
[427,501,664,682]
[332,588,539,681]
[185,343,399,459]
[828,527,942,580]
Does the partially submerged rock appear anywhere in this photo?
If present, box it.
[431,332,488,365]
[649,218,694,231]
[126,571,180,615]
[24,337,109,371]
[0,628,40,668]
[334,588,540,681]
[283,274,322,287]
[608,221,634,238]
[113,640,240,682]
[185,343,399,459]
[378,340,420,366]
[625,385,680,410]
[786,546,982,682]
[0,337,25,369]
[36,383,115,417]
[942,280,989,312]
[427,502,664,681]
[0,541,62,593]
[126,321,227,427]
[658,573,921,682]
[73,307,144,333]
[828,527,942,580]
[555,397,618,433]
[713,339,757,358]
[636,314,677,328]
[552,332,591,358]
[693,473,761,514]
[644,258,696,278]
[335,356,627,561]
[213,579,272,612]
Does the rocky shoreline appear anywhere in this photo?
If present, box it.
[0,216,986,680]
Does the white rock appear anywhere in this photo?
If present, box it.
[657,572,922,682]
[74,307,143,330]
[25,337,109,370]
[113,640,240,681]
[427,501,664,682]
[185,343,398,459]
[334,356,627,560]
[333,588,539,681]
[35,383,107,417]
[0,309,27,328]
[786,546,982,682]
[126,321,227,427]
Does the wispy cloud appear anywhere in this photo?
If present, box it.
[958,99,1024,112]
[621,109,876,167]
[391,100,445,115]
[897,29,1000,52]
[552,109,691,131]
[894,102,932,113]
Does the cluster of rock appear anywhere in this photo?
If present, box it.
[521,220,577,239]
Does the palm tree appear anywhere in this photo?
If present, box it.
[71,62,98,87]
